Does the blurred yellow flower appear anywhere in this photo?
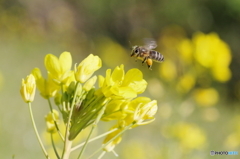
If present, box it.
[169,122,206,150]
[45,109,59,133]
[98,37,128,68]
[224,115,240,149]
[193,32,231,82]
[176,74,196,93]
[177,38,194,64]
[75,54,102,83]
[225,132,240,149]
[44,52,72,84]
[122,140,158,159]
[20,74,36,103]
[201,107,219,122]
[193,88,219,106]
[103,125,122,152]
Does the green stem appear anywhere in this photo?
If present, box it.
[28,102,50,159]
[61,82,80,159]
[77,104,107,159]
[70,128,118,152]
[77,125,95,159]
[51,133,60,159]
[87,123,134,159]
[47,98,64,141]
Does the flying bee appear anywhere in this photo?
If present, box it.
[130,39,164,70]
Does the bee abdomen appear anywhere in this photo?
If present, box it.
[150,50,164,62]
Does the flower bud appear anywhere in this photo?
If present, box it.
[20,74,36,103]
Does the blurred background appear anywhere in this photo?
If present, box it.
[0,0,240,158]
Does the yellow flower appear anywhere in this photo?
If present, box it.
[168,122,206,150]
[20,74,36,103]
[98,75,105,87]
[103,124,123,152]
[193,88,219,107]
[44,52,72,84]
[193,32,232,82]
[32,68,60,98]
[83,75,97,91]
[101,98,129,121]
[124,97,158,126]
[176,74,196,93]
[75,54,102,83]
[177,38,193,64]
[100,65,147,99]
[45,109,59,133]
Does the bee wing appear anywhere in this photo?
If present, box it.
[144,38,157,50]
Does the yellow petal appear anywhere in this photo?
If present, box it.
[128,79,147,94]
[111,65,124,84]
[83,75,97,91]
[75,54,102,83]
[98,75,105,87]
[44,54,61,77]
[122,68,143,86]
[110,86,137,98]
[59,51,72,73]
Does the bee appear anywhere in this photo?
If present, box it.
[130,39,164,70]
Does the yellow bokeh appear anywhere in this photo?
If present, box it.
[224,132,240,149]
[147,78,165,98]
[201,107,219,122]
[193,88,219,107]
[98,37,128,68]
[168,122,206,150]
[193,32,232,82]
[177,39,194,64]
[159,60,177,81]
[122,140,158,159]
[176,74,196,93]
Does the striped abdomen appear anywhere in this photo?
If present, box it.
[149,50,164,62]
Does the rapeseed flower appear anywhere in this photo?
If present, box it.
[20,51,158,159]
[124,97,158,126]
[75,54,102,83]
[193,32,232,82]
[103,124,123,152]
[32,68,60,98]
[167,122,206,150]
[193,88,219,107]
[20,74,36,103]
[44,52,72,85]
[45,109,59,133]
[100,64,147,99]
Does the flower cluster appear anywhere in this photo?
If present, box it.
[20,52,158,158]
[158,28,232,107]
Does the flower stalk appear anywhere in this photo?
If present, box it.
[28,102,50,159]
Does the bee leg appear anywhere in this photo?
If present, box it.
[142,57,147,66]
[147,65,152,70]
